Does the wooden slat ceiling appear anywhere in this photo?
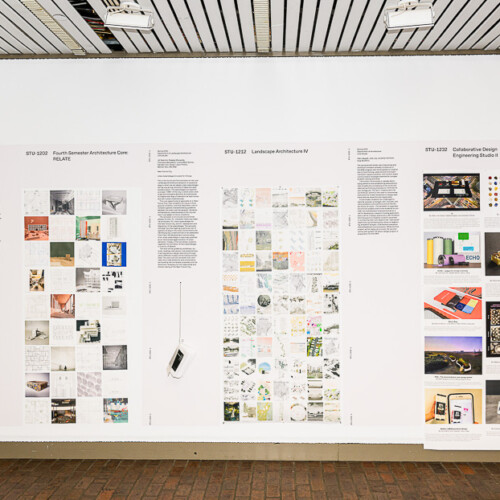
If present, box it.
[0,0,499,56]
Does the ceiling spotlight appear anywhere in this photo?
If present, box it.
[105,1,154,31]
[384,1,434,30]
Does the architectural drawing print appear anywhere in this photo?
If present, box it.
[221,187,340,423]
[23,189,129,424]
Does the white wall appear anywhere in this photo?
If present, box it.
[0,55,499,146]
[0,55,499,443]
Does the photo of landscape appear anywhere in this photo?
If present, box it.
[425,336,482,375]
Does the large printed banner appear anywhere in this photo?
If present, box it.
[0,141,500,448]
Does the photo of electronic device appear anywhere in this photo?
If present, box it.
[434,394,447,422]
[424,287,482,320]
[492,252,500,266]
[484,234,500,276]
[448,393,474,424]
[167,282,195,378]
[424,232,480,269]
[486,303,500,357]
[168,342,194,379]
[438,254,468,267]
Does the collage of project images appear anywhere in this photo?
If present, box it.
[24,189,129,425]
[423,173,500,434]
[221,187,340,423]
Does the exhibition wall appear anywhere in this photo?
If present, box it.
[0,55,500,456]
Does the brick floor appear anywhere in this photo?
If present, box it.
[0,460,499,499]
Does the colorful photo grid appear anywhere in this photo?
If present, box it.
[23,189,129,425]
[222,187,341,423]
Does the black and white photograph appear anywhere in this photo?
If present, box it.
[308,381,323,401]
[102,270,124,293]
[324,293,339,314]
[102,296,127,316]
[307,402,324,421]
[51,347,76,372]
[25,320,49,345]
[102,345,128,370]
[50,190,74,215]
[223,337,239,357]
[77,320,101,344]
[75,268,101,292]
[324,358,340,379]
[102,190,127,215]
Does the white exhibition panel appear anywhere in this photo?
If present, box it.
[0,56,499,145]
[0,56,499,445]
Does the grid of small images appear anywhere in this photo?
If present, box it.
[24,189,129,424]
[222,187,341,423]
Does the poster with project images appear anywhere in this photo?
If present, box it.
[221,187,341,423]
[23,188,131,425]
[4,138,500,449]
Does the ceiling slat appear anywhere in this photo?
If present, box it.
[473,20,500,49]
[0,25,33,53]
[337,0,369,52]
[116,30,151,53]
[4,0,70,53]
[0,2,54,53]
[144,0,189,52]
[236,0,256,52]
[445,1,499,51]
[285,0,301,52]
[391,28,415,50]
[311,0,335,52]
[169,0,204,51]
[485,33,500,49]
[0,46,6,54]
[0,11,47,53]
[363,1,393,51]
[376,29,399,51]
[404,0,452,51]
[219,0,243,51]
[418,0,470,51]
[430,1,489,51]
[116,28,151,52]
[0,32,21,53]
[271,0,284,52]
[298,0,318,52]
[132,0,176,51]
[185,0,217,52]
[141,29,165,52]
[52,0,111,53]
[103,0,152,52]
[350,0,385,51]
[36,0,99,53]
[458,9,500,49]
[202,0,230,52]
[85,0,138,53]
[325,0,352,52]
